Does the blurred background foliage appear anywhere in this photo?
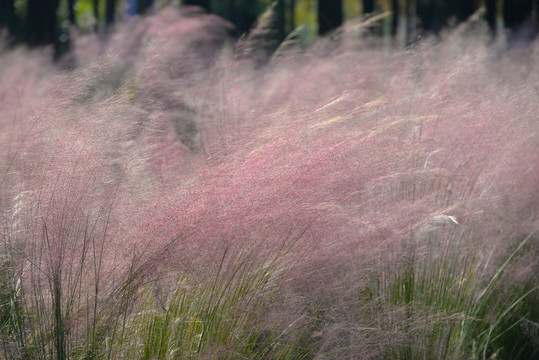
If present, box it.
[0,1,538,57]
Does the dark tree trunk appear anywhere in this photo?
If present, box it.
[503,0,533,29]
[275,0,286,41]
[182,0,210,11]
[106,0,115,28]
[289,0,295,30]
[27,0,60,45]
[363,0,374,14]
[0,0,17,37]
[68,0,76,26]
[93,0,99,31]
[137,0,153,15]
[318,0,342,35]
[486,0,496,33]
[391,0,399,36]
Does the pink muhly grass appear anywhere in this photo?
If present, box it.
[0,6,537,359]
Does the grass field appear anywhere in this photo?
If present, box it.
[0,7,537,360]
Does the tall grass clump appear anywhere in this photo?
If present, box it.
[0,5,537,359]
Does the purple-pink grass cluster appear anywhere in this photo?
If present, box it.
[0,6,537,358]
